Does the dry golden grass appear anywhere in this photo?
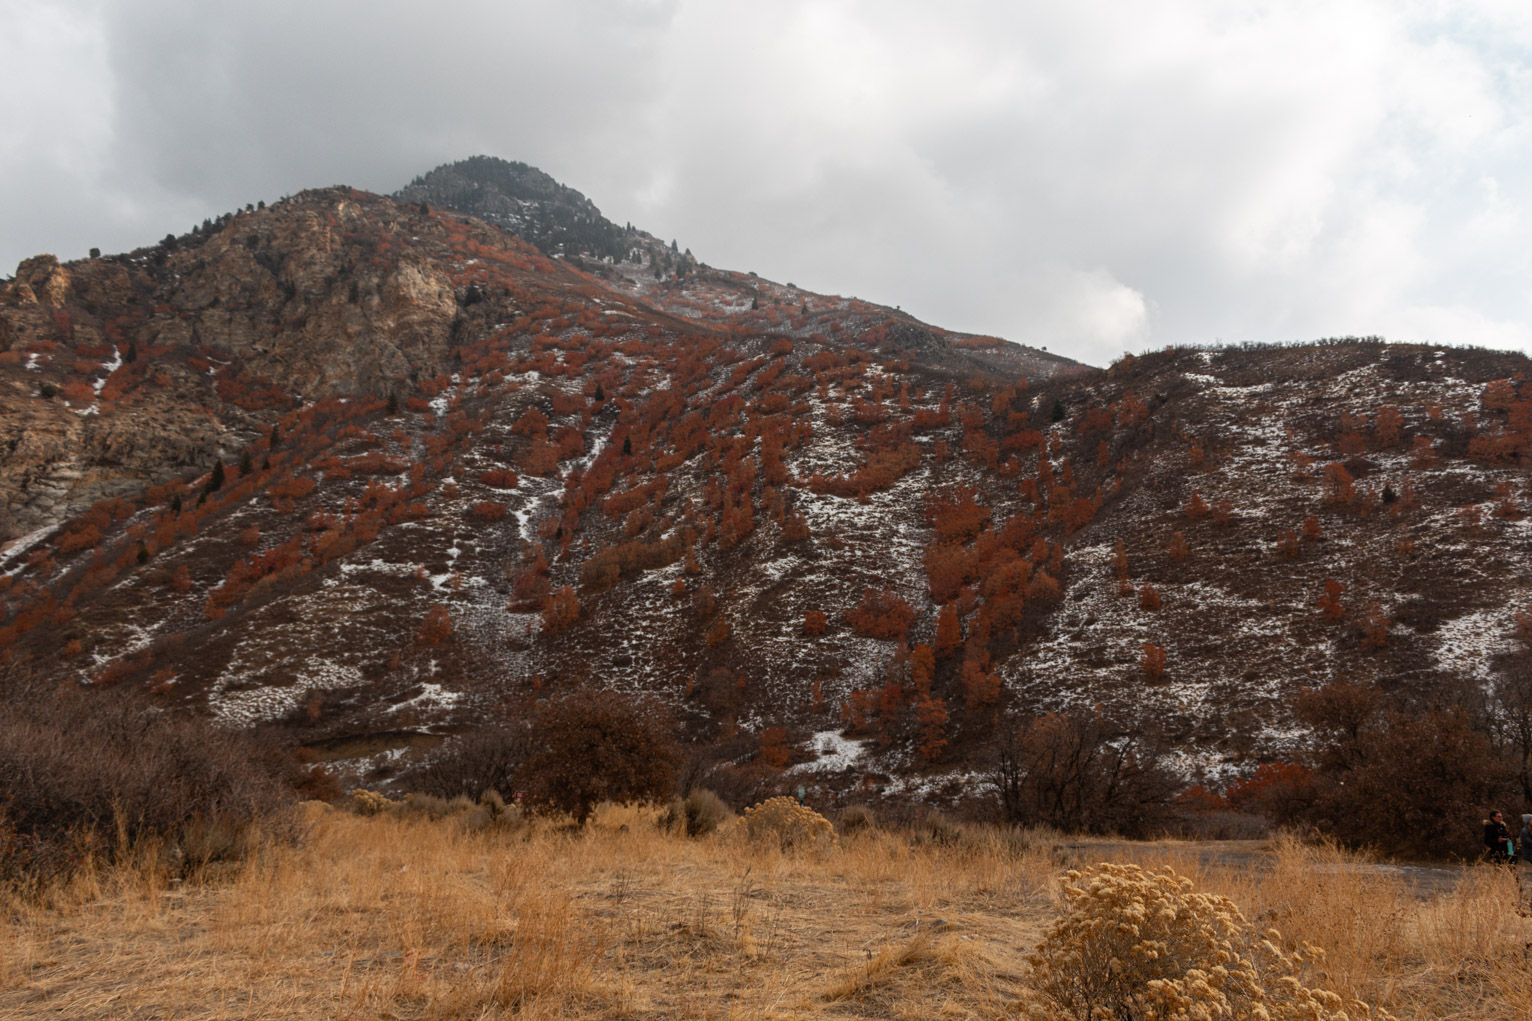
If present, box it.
[1066,834,1532,1020]
[1,806,1528,1019]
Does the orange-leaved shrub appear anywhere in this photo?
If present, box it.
[845,587,915,642]
[418,605,452,645]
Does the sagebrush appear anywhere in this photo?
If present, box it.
[1026,862,1395,1021]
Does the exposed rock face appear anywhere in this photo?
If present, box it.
[6,255,73,308]
[0,383,87,539]
[152,197,460,397]
[0,374,233,539]
[0,189,480,539]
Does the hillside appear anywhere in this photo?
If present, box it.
[2,160,1531,809]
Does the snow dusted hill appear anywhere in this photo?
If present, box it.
[3,164,1530,807]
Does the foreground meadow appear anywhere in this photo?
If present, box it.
[2,803,1529,1020]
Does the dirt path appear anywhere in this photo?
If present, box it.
[1059,839,1517,899]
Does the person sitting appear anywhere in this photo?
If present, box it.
[1483,810,1513,864]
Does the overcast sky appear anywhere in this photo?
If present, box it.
[4,1,1531,365]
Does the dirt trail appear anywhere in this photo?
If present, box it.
[1060,839,1517,899]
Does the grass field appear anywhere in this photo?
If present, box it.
[2,802,1529,1019]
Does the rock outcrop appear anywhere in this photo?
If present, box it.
[0,189,483,539]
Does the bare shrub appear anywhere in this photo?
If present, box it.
[838,803,877,836]
[1172,808,1271,841]
[913,808,966,847]
[347,787,524,832]
[396,793,478,820]
[1289,684,1517,858]
[992,708,1178,836]
[521,689,679,824]
[414,726,531,801]
[679,788,732,837]
[693,760,783,810]
[1025,863,1395,1021]
[1489,651,1532,804]
[0,687,296,887]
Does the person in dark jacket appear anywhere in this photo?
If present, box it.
[1483,810,1513,864]
[1520,815,1532,864]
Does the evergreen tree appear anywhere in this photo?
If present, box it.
[387,390,399,415]
[1051,399,1065,423]
[136,544,150,565]
[170,495,182,512]
[270,425,281,447]
[124,341,138,363]
[205,460,225,494]
[622,435,633,456]
[593,383,604,402]
[239,452,253,476]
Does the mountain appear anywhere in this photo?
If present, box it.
[394,155,642,264]
[2,159,1529,809]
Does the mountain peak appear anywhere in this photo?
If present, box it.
[394,155,638,262]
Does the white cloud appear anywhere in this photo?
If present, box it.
[3,0,1532,366]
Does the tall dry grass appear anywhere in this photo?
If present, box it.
[1077,834,1532,1020]
[1,806,1528,1019]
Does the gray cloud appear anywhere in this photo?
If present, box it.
[4,0,1531,365]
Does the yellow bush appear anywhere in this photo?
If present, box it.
[1025,862,1395,1021]
[348,788,396,816]
[742,796,836,851]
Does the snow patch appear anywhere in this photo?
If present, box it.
[1,526,54,574]
[211,657,365,726]
[789,730,869,773]
[93,345,122,395]
[390,682,462,713]
[1434,608,1516,684]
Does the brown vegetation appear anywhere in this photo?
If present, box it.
[520,690,679,825]
[2,809,1527,1020]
